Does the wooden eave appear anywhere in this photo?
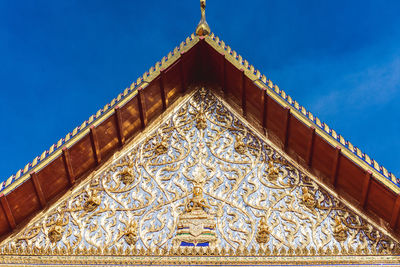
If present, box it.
[1,33,400,242]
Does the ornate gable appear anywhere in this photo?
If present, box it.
[1,2,400,265]
[1,88,398,265]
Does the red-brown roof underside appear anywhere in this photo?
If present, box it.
[0,38,399,242]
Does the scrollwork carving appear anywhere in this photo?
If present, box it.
[1,88,398,256]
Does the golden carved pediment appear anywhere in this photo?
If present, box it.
[1,88,399,265]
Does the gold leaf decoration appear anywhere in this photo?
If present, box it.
[0,87,398,259]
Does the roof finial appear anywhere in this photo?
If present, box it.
[195,0,210,36]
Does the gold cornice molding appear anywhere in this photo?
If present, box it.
[1,252,399,266]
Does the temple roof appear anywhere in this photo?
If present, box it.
[0,32,400,244]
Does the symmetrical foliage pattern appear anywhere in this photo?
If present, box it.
[1,88,398,256]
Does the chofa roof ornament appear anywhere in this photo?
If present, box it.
[195,0,210,36]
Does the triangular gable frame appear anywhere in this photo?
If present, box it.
[0,33,399,265]
[0,88,399,266]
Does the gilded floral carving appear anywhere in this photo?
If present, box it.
[1,88,398,257]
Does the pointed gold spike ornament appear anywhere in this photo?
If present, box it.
[195,0,210,36]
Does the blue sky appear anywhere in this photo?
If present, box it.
[0,0,399,182]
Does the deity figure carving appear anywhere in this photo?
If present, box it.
[84,189,101,212]
[333,216,348,242]
[301,187,316,209]
[154,130,169,155]
[267,160,280,181]
[124,221,139,246]
[186,186,210,212]
[234,133,247,154]
[195,108,207,130]
[48,218,64,243]
[256,216,270,244]
[155,139,168,155]
[174,166,216,247]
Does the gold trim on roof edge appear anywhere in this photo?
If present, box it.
[1,32,399,197]
[0,33,199,195]
[204,33,399,194]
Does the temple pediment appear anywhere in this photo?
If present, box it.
[1,89,398,265]
[1,2,400,265]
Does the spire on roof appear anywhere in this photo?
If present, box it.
[195,0,210,36]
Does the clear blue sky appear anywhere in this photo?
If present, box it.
[1,0,400,182]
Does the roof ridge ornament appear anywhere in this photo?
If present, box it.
[195,0,210,36]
